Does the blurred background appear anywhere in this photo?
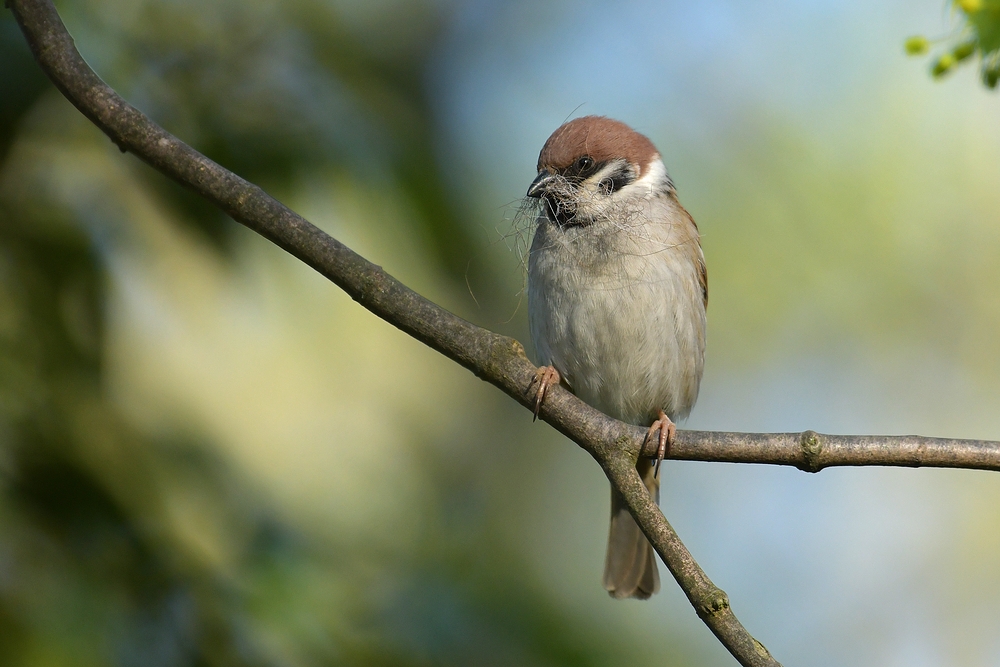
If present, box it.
[2,0,1000,665]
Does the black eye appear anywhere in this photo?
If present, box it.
[575,156,594,172]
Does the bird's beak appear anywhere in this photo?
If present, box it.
[527,170,555,198]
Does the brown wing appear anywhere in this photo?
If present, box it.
[698,255,708,309]
[603,458,660,599]
[674,198,708,310]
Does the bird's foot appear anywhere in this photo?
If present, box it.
[645,410,676,477]
[528,365,561,421]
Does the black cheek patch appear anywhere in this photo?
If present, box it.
[599,168,634,195]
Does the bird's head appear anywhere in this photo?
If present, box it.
[527,116,672,228]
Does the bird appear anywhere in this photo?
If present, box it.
[525,116,707,599]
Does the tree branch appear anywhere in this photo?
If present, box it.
[666,429,1000,473]
[7,0,999,664]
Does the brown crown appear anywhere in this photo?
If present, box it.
[537,116,659,177]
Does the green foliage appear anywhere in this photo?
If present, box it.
[906,0,1000,88]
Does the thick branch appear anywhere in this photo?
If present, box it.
[7,0,999,664]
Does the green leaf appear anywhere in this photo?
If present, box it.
[954,41,977,60]
[932,53,956,77]
[905,35,930,55]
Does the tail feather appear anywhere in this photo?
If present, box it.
[603,458,660,599]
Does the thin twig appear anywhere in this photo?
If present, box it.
[664,429,1000,473]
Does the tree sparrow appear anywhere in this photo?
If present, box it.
[526,116,707,599]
